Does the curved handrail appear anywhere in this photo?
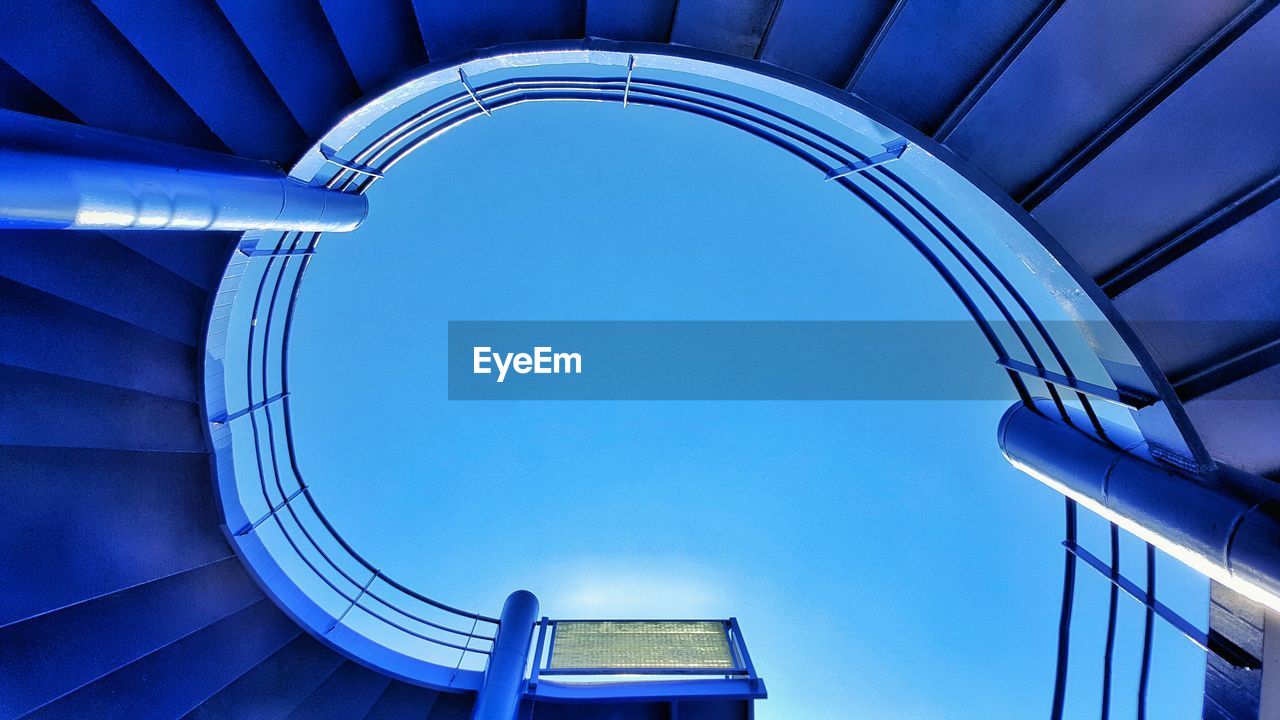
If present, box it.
[208,49,1168,686]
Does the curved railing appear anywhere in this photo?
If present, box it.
[205,47,1185,689]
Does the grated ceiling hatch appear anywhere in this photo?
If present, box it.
[548,621,738,671]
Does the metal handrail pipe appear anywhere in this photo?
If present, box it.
[472,590,540,720]
[0,110,367,232]
[999,398,1280,614]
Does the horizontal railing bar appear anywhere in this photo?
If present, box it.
[236,484,308,536]
[212,391,287,424]
[997,357,1154,409]
[328,569,379,634]
[320,144,385,178]
[1064,541,1260,669]
[824,141,909,181]
[263,489,498,638]
[347,598,494,654]
[240,247,316,258]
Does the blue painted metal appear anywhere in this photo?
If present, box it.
[841,0,908,92]
[0,557,261,718]
[0,277,198,401]
[996,357,1154,410]
[1021,0,1280,211]
[316,0,427,93]
[365,683,445,720]
[288,661,394,720]
[585,0,677,43]
[0,0,226,151]
[757,0,892,86]
[89,0,308,161]
[212,0,361,139]
[932,0,1066,143]
[1064,541,1260,669]
[1049,499,1076,720]
[528,618,549,689]
[823,140,907,181]
[532,700,750,720]
[411,0,585,62]
[1137,543,1156,720]
[215,222,499,690]
[1100,523,1120,720]
[0,111,368,232]
[0,230,209,345]
[472,590,539,720]
[1104,170,1280,298]
[850,0,1048,133]
[727,618,758,689]
[1000,398,1280,614]
[110,230,241,291]
[1030,5,1280,279]
[23,599,299,719]
[1203,584,1268,719]
[1112,192,1280,383]
[213,391,289,424]
[326,570,380,634]
[431,691,476,718]
[458,69,493,116]
[0,438,227,629]
[1174,338,1280,404]
[530,678,764,705]
[184,633,345,718]
[669,0,780,58]
[321,144,385,178]
[0,57,77,122]
[0,364,205,451]
[236,484,310,536]
[622,55,634,107]
[1182,363,1280,479]
[944,0,1253,197]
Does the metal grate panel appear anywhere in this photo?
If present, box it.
[548,621,738,671]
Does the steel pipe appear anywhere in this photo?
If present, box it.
[472,590,539,720]
[999,399,1280,613]
[0,110,366,232]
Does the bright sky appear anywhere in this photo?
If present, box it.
[287,96,1208,718]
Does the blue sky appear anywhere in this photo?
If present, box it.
[287,96,1208,718]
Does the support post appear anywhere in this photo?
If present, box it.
[999,399,1280,614]
[0,109,367,232]
[472,590,539,720]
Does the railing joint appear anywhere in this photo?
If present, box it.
[824,140,909,181]
[320,144,385,179]
[1062,540,1261,669]
[623,55,636,108]
[459,69,492,117]
[327,569,379,635]
[996,357,1155,409]
[210,391,289,426]
[234,484,309,536]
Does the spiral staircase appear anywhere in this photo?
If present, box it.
[2,1,1279,718]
